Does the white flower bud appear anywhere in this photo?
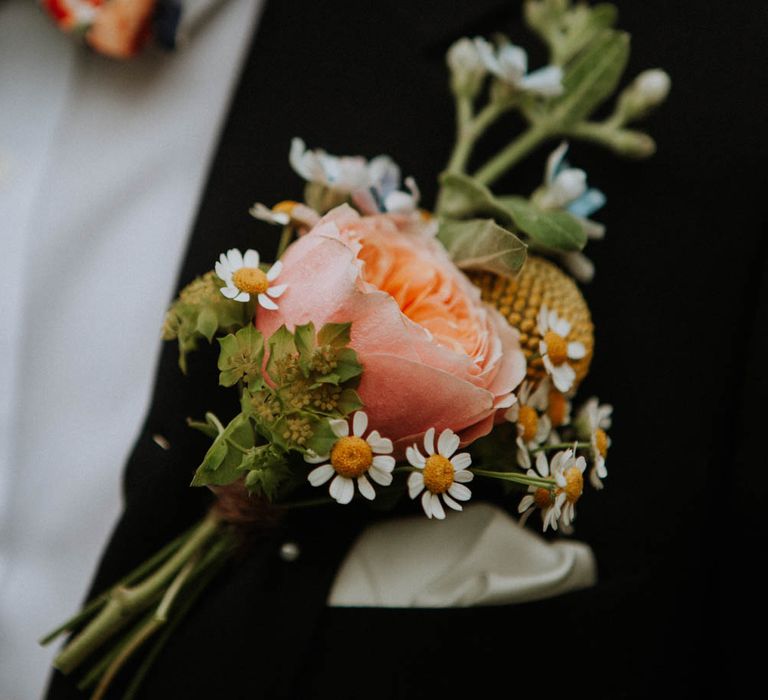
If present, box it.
[634,69,671,105]
[447,38,486,98]
[548,168,587,208]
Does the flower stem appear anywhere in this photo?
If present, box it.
[446,100,515,174]
[54,513,222,675]
[531,442,590,453]
[473,124,551,186]
[89,554,202,700]
[472,468,554,489]
[276,225,294,259]
[40,523,197,646]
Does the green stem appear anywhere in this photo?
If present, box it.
[122,537,234,700]
[445,96,474,173]
[531,442,590,453]
[565,120,615,146]
[472,468,554,490]
[90,555,202,700]
[276,225,294,259]
[473,124,551,186]
[54,513,221,675]
[446,100,515,174]
[40,524,196,646]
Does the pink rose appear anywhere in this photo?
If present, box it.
[256,205,526,454]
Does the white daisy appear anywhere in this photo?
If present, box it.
[505,381,551,469]
[576,398,613,489]
[537,305,587,393]
[250,201,320,231]
[517,452,561,532]
[550,447,587,529]
[215,248,287,309]
[406,427,473,520]
[473,37,563,97]
[304,411,395,504]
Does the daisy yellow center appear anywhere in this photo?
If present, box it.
[273,200,298,215]
[423,454,454,494]
[547,391,567,427]
[543,331,568,365]
[563,466,584,503]
[595,428,609,458]
[534,488,553,509]
[233,267,269,295]
[518,405,539,443]
[330,436,373,478]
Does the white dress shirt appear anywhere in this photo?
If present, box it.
[0,2,594,698]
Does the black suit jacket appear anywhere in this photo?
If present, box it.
[48,1,765,697]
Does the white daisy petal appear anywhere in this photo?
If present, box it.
[406,445,425,468]
[220,285,240,300]
[266,260,283,281]
[366,431,393,454]
[423,427,436,455]
[329,419,349,438]
[372,455,395,472]
[408,472,425,499]
[352,411,368,437]
[453,470,474,483]
[370,465,394,487]
[304,450,329,464]
[552,364,576,393]
[329,474,346,502]
[538,305,549,334]
[243,249,260,268]
[420,490,433,518]
[442,493,463,511]
[332,475,354,505]
[257,294,278,310]
[535,451,550,477]
[448,483,472,502]
[307,463,335,486]
[518,495,535,513]
[567,341,587,360]
[437,429,460,458]
[215,261,229,282]
[227,248,244,270]
[234,291,250,303]
[357,475,376,500]
[450,453,472,470]
[267,283,288,298]
[430,494,446,520]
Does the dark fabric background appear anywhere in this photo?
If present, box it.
[47,0,765,697]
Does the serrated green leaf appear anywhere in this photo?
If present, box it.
[317,323,352,348]
[436,172,513,223]
[549,29,630,127]
[437,218,527,277]
[500,196,586,251]
[304,418,339,458]
[191,412,256,487]
[244,458,293,501]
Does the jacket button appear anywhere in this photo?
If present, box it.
[279,541,300,562]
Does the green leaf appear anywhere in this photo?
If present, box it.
[191,412,255,487]
[437,218,527,277]
[217,325,265,390]
[195,307,218,342]
[294,322,317,372]
[333,347,364,384]
[266,325,297,382]
[549,29,630,127]
[436,172,513,223]
[304,418,339,458]
[317,323,352,348]
[500,196,586,251]
[336,388,363,416]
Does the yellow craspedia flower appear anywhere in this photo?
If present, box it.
[468,256,594,391]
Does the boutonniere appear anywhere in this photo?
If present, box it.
[43,1,669,696]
